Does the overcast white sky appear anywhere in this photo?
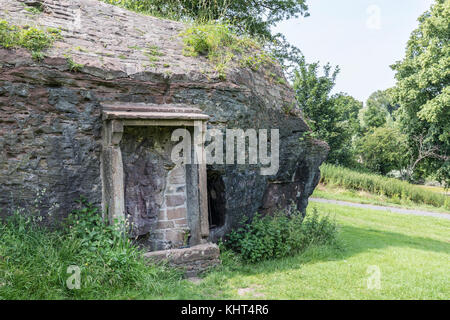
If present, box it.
[273,0,434,103]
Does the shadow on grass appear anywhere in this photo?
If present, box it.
[206,223,450,280]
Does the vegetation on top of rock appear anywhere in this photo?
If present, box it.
[180,22,276,80]
[24,2,44,15]
[0,19,61,60]
[99,0,308,75]
[64,54,84,72]
[98,0,308,41]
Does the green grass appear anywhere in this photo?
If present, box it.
[313,183,450,214]
[320,164,449,210]
[1,200,448,300]
[0,208,186,300]
[184,202,450,300]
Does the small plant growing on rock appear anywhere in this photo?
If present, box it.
[64,54,84,72]
[183,229,191,247]
[180,22,276,80]
[24,5,44,15]
[0,20,61,60]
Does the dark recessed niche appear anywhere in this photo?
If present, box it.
[207,170,226,229]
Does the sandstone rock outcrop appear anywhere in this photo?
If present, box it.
[0,0,329,242]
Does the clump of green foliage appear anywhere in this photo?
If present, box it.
[143,44,164,62]
[25,6,43,15]
[0,199,181,299]
[0,20,61,60]
[24,2,44,15]
[320,164,449,209]
[181,22,275,79]
[99,0,308,72]
[64,54,84,72]
[225,206,338,263]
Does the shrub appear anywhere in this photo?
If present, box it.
[320,163,449,209]
[225,206,338,263]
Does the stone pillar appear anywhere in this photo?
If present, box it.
[195,121,209,242]
[101,120,125,224]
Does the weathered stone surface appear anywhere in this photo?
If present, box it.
[144,243,221,277]
[0,0,328,243]
[120,126,172,238]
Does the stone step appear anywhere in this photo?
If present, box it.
[143,243,221,277]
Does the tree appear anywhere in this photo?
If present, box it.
[293,59,362,165]
[328,93,363,165]
[361,101,387,130]
[405,134,450,182]
[390,0,450,185]
[356,126,409,175]
[360,89,398,132]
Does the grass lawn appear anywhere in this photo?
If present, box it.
[1,201,449,300]
[180,202,449,300]
[313,183,450,214]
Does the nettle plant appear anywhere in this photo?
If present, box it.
[225,205,339,263]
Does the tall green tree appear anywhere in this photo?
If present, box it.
[356,126,409,175]
[390,0,450,185]
[360,89,399,132]
[329,93,363,164]
[361,101,388,130]
[293,59,362,165]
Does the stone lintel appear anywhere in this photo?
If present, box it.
[122,119,199,127]
[103,111,209,121]
[102,103,204,114]
[102,103,209,122]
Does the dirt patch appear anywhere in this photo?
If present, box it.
[237,286,265,298]
[187,277,203,285]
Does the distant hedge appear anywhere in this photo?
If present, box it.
[320,164,449,210]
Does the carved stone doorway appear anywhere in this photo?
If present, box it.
[100,103,209,250]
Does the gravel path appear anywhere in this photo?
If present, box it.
[309,198,450,220]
